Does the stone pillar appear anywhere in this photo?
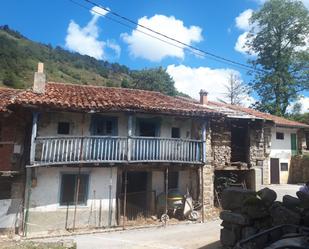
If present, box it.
[201,120,216,220]
[201,164,215,220]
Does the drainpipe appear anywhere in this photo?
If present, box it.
[73,114,85,231]
[23,111,39,236]
[123,168,127,230]
[108,167,113,227]
[164,167,168,226]
[201,121,207,223]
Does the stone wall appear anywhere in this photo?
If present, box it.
[248,121,265,168]
[289,155,309,183]
[211,118,231,168]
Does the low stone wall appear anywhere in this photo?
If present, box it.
[289,155,309,183]
[219,187,309,248]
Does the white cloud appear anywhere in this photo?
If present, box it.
[122,15,203,62]
[90,6,109,16]
[234,1,309,55]
[65,6,120,60]
[234,9,258,55]
[167,64,253,106]
[299,97,309,113]
[235,9,253,31]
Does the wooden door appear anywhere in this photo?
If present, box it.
[270,158,280,184]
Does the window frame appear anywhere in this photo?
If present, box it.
[280,162,288,171]
[171,127,181,138]
[57,122,71,135]
[276,132,284,140]
[59,173,89,206]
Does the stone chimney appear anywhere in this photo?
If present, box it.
[33,62,46,94]
[199,89,208,105]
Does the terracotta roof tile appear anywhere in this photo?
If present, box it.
[0,87,21,112]
[207,101,309,128]
[12,82,219,117]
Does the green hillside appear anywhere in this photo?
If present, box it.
[0,25,178,96]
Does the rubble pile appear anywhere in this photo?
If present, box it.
[219,187,309,248]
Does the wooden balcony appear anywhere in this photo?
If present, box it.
[33,136,204,166]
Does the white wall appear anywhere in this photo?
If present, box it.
[269,126,298,184]
[37,112,193,139]
[29,167,117,211]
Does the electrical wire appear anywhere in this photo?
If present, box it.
[69,0,265,73]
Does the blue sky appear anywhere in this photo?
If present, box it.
[1,0,309,110]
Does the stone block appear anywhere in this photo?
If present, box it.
[221,187,256,211]
[270,203,301,226]
[241,226,258,240]
[220,227,240,247]
[282,195,301,210]
[296,191,309,209]
[220,210,250,226]
[242,197,269,219]
[257,187,277,207]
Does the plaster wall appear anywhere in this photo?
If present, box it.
[269,127,297,184]
[27,167,117,234]
[37,112,193,140]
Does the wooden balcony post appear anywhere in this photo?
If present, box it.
[202,121,207,163]
[30,112,39,164]
[127,115,133,161]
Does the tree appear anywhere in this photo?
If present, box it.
[247,0,309,116]
[130,67,177,96]
[223,73,249,105]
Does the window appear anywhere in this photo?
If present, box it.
[276,132,284,140]
[280,163,288,171]
[91,117,117,136]
[60,174,89,205]
[168,171,179,190]
[57,122,70,135]
[137,118,160,137]
[171,127,180,138]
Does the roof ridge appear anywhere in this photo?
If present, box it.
[208,100,309,127]
[47,81,166,96]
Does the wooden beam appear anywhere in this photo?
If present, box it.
[30,112,39,164]
[202,121,207,163]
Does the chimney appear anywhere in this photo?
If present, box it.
[199,89,208,105]
[33,62,46,94]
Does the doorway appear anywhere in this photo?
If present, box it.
[120,171,155,220]
[231,121,248,163]
[270,158,280,184]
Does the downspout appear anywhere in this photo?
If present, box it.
[108,167,113,227]
[73,113,85,231]
[201,120,207,223]
[23,111,39,236]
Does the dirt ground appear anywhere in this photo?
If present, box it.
[34,220,222,249]
[0,241,74,249]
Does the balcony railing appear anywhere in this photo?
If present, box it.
[33,136,203,165]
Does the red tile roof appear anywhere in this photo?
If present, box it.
[0,87,20,112]
[12,82,219,117]
[208,101,309,128]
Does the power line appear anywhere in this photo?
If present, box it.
[69,0,264,73]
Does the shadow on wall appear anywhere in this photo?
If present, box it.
[197,241,222,249]
[288,154,309,183]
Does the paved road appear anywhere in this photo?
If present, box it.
[37,221,221,249]
[262,184,301,201]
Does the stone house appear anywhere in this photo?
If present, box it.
[0,88,30,234]
[0,63,308,236]
[201,100,309,186]
[5,64,223,235]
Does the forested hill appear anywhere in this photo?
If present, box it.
[0,25,179,96]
